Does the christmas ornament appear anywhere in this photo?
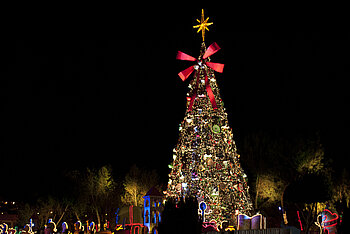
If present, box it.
[212,124,221,133]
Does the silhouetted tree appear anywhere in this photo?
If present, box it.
[285,173,331,232]
[158,196,202,234]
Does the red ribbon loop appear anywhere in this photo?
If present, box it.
[176,51,196,61]
[178,66,195,81]
[206,62,224,73]
[203,42,221,59]
[176,42,224,111]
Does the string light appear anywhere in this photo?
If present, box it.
[166,41,253,227]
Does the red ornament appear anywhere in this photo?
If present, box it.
[216,163,222,170]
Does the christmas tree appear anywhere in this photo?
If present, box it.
[166,10,253,228]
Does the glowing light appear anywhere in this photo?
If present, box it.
[166,23,254,225]
[186,118,192,123]
[225,226,235,231]
[318,209,339,233]
[237,213,263,230]
[193,9,213,41]
[297,211,303,231]
[199,201,207,221]
[48,219,57,232]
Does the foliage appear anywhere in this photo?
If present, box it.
[121,164,160,207]
[331,169,350,208]
[12,143,350,231]
[35,196,69,228]
[239,130,336,228]
[256,174,285,205]
[17,203,34,227]
[294,139,325,175]
[82,165,117,230]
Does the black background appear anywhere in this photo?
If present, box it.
[1,5,349,200]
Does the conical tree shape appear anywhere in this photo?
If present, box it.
[166,42,253,228]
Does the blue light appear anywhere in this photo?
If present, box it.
[199,201,207,211]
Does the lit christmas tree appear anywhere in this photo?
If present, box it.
[166,10,254,228]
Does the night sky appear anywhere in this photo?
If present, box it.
[1,7,349,200]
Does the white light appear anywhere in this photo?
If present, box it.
[186,118,192,123]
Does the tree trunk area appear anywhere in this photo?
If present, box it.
[95,207,101,232]
[255,174,260,209]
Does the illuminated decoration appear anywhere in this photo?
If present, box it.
[237,214,265,230]
[176,41,224,111]
[75,221,83,232]
[89,221,95,232]
[0,223,8,234]
[199,201,207,220]
[198,201,214,224]
[8,227,17,234]
[166,12,253,228]
[115,208,120,225]
[193,9,213,41]
[225,226,235,231]
[202,221,218,232]
[296,211,303,231]
[115,224,123,231]
[114,205,147,234]
[129,205,133,225]
[48,219,57,232]
[29,218,34,232]
[283,211,288,225]
[125,223,145,234]
[62,222,68,233]
[315,209,339,234]
[143,187,164,234]
[103,221,109,230]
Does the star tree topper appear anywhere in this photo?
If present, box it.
[193,9,213,41]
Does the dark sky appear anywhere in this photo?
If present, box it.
[1,7,349,200]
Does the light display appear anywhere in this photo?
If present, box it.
[48,219,57,232]
[62,222,68,233]
[297,211,303,231]
[315,209,339,234]
[193,9,213,42]
[237,214,264,230]
[166,10,253,228]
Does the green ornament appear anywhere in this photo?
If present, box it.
[212,124,221,133]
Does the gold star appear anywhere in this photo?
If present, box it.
[193,9,213,41]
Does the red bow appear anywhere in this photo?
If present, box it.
[176,42,224,111]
